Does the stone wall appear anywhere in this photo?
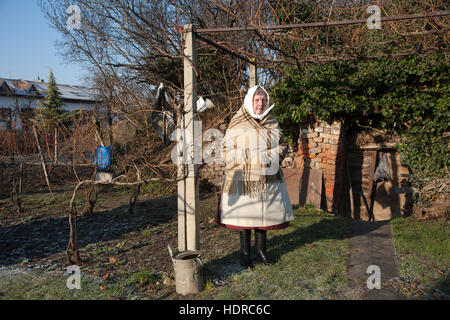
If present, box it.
[199,162,225,185]
[297,120,345,213]
[199,120,346,213]
[189,119,411,220]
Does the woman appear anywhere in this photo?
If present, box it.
[217,85,294,269]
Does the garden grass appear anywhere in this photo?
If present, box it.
[196,207,364,300]
[391,216,449,297]
[0,268,135,300]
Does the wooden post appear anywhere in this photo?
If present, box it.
[346,161,354,219]
[179,24,200,251]
[177,109,187,251]
[249,59,258,87]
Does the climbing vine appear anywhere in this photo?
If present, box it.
[271,53,449,184]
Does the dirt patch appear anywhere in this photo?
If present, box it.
[0,179,237,299]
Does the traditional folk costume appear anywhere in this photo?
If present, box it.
[217,85,294,268]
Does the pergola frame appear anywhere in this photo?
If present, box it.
[178,10,449,252]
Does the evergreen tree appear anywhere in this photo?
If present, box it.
[37,69,65,128]
[32,70,72,164]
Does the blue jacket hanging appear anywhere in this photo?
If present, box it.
[93,146,113,171]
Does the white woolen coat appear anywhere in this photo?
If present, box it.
[219,86,294,228]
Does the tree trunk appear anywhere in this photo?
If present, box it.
[54,127,58,164]
[33,125,55,201]
[17,163,23,212]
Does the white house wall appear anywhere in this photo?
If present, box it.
[0,95,96,130]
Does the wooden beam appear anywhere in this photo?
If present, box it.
[181,24,200,251]
[197,11,450,33]
[249,59,258,87]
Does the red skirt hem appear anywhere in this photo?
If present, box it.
[218,221,290,231]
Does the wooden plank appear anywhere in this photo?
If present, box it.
[372,151,408,221]
[366,151,383,200]
[306,168,322,209]
[282,168,303,206]
[346,161,355,219]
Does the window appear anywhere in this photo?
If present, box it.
[0,108,11,130]
[20,107,34,125]
[0,108,11,121]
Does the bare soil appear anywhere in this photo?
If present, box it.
[0,177,237,299]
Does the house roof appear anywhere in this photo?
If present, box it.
[0,78,102,102]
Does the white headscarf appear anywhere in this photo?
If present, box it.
[243,85,275,120]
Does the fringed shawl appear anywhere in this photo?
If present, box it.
[223,104,286,198]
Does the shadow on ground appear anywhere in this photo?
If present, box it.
[201,215,385,280]
[0,194,178,266]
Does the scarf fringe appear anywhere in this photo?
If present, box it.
[224,169,283,198]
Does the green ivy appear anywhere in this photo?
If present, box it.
[271,53,449,181]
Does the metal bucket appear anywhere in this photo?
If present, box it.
[168,245,204,296]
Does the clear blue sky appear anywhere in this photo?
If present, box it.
[0,0,87,85]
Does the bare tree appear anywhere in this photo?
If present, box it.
[38,0,448,179]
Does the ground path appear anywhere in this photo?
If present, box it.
[348,220,407,299]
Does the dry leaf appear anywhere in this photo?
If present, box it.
[102,273,109,281]
[99,286,106,291]
[109,257,117,263]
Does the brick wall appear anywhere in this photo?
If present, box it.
[200,120,347,213]
[199,162,225,184]
[197,120,347,213]
[297,120,345,213]
[281,144,296,168]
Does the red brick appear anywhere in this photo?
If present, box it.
[325,173,336,180]
[328,144,338,151]
[327,149,338,156]
[321,133,338,140]
[307,132,319,138]
[313,137,324,143]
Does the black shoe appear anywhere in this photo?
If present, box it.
[239,230,254,269]
[255,229,271,265]
[240,254,254,269]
